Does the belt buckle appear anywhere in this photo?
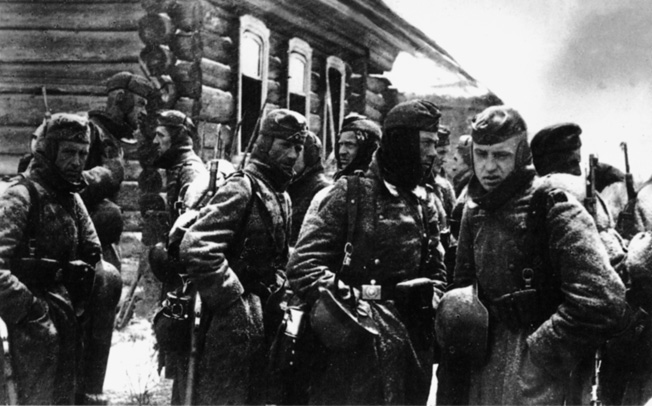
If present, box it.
[361,279,382,301]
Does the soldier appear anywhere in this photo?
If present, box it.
[151,110,206,227]
[439,106,628,404]
[0,113,101,404]
[334,113,381,180]
[287,100,447,404]
[177,109,308,404]
[450,134,473,197]
[427,125,456,218]
[287,131,331,246]
[147,110,207,403]
[76,71,153,405]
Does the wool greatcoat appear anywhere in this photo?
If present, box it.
[617,179,652,241]
[0,158,101,405]
[454,167,628,405]
[178,158,291,405]
[287,159,447,405]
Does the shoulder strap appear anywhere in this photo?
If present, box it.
[338,174,362,280]
[14,176,41,259]
[227,172,259,260]
[526,187,565,310]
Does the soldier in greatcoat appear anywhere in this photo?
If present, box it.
[442,106,628,404]
[287,100,448,405]
[177,109,308,404]
[76,71,153,405]
[0,113,102,404]
[287,131,331,246]
[147,110,207,403]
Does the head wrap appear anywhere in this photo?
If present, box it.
[259,109,309,145]
[379,100,441,190]
[335,113,381,179]
[106,71,155,99]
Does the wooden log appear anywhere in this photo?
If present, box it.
[0,94,105,126]
[0,154,21,176]
[366,75,390,94]
[309,114,322,135]
[139,45,175,76]
[174,97,195,116]
[0,2,143,31]
[365,89,385,111]
[268,55,283,81]
[168,0,203,32]
[202,31,233,65]
[363,104,383,123]
[117,180,142,211]
[2,30,141,63]
[0,126,33,155]
[310,71,321,93]
[200,58,232,90]
[199,86,233,123]
[142,0,175,14]
[170,30,203,62]
[138,13,174,46]
[266,80,281,105]
[122,211,142,232]
[171,61,202,99]
[201,0,235,36]
[0,62,140,95]
[309,91,321,114]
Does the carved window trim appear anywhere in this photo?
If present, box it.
[237,15,270,153]
[287,37,312,119]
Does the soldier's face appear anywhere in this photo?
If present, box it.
[268,138,303,176]
[153,126,173,157]
[55,141,89,183]
[473,137,519,192]
[451,150,470,176]
[337,131,359,169]
[126,93,148,130]
[434,145,450,172]
[419,131,439,175]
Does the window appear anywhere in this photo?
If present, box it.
[287,38,312,118]
[323,56,346,156]
[238,15,269,153]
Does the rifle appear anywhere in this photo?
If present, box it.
[41,87,52,120]
[585,154,598,219]
[237,101,268,171]
[0,319,18,405]
[114,269,143,330]
[584,154,602,406]
[184,290,202,406]
[620,142,636,201]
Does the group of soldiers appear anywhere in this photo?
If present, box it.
[1,68,652,406]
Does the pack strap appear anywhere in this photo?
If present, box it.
[15,176,41,259]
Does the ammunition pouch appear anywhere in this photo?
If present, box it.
[153,287,193,353]
[486,288,547,330]
[394,278,435,320]
[11,258,95,315]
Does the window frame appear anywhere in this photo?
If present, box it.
[286,38,312,119]
[237,15,270,153]
[323,55,347,156]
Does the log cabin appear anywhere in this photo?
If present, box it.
[0,0,500,259]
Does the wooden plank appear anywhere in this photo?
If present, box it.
[0,126,33,155]
[1,30,141,63]
[0,62,140,95]
[0,2,144,31]
[0,94,105,126]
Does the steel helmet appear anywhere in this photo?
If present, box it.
[435,284,489,364]
[310,287,379,351]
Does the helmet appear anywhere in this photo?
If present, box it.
[435,284,489,364]
[310,287,379,351]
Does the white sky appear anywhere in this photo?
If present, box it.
[385,0,652,181]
